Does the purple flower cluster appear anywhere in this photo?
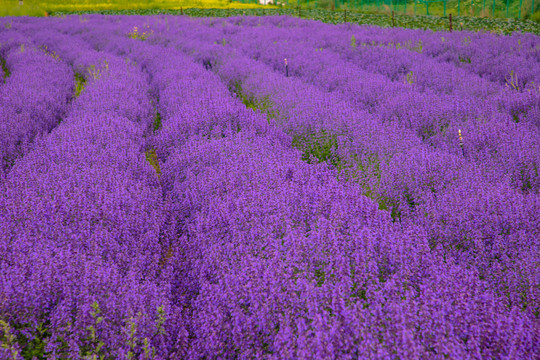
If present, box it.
[0,15,539,359]
[1,24,172,358]
[0,29,73,174]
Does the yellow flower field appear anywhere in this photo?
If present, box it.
[1,0,266,16]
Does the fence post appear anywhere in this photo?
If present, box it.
[458,130,464,156]
[444,0,446,16]
[506,0,509,17]
[492,0,495,16]
[449,13,452,31]
[458,0,460,16]
[519,0,522,18]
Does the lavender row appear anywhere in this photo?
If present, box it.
[0,33,174,358]
[0,29,73,174]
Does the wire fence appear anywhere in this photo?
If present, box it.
[236,0,539,20]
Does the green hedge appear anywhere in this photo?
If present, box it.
[50,8,540,34]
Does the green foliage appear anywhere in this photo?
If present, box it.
[126,306,166,360]
[145,149,161,178]
[3,0,539,33]
[314,267,326,287]
[0,320,20,360]
[317,0,335,9]
[332,151,402,220]
[512,162,538,193]
[142,337,155,359]
[126,317,138,360]
[505,70,522,91]
[155,305,166,336]
[0,58,10,83]
[0,304,168,360]
[80,301,107,360]
[128,26,154,40]
[74,72,86,97]
[16,323,50,360]
[87,62,108,81]
[350,34,356,48]
[292,130,340,167]
[405,70,416,85]
[232,82,279,121]
[38,6,540,34]
[290,131,406,220]
[153,111,162,132]
[0,319,54,360]
[413,39,423,53]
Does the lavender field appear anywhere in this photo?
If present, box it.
[0,14,539,359]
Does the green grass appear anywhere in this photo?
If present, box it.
[145,148,161,178]
[0,58,11,83]
[153,111,162,132]
[292,130,340,166]
[74,72,86,97]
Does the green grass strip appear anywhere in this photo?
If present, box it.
[74,72,86,97]
[145,148,161,178]
[1,58,11,83]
